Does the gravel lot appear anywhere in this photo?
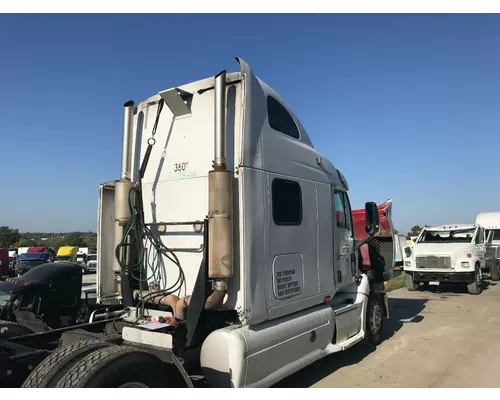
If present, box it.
[277,280,500,388]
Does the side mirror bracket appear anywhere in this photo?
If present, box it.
[355,201,380,250]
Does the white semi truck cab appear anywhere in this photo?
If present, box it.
[404,224,487,295]
[23,58,396,388]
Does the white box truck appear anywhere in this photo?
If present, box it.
[403,224,487,294]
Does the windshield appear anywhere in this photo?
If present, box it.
[486,229,500,241]
[55,255,72,261]
[88,255,97,261]
[19,260,45,268]
[418,228,476,243]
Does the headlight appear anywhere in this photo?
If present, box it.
[461,261,470,268]
[404,261,411,267]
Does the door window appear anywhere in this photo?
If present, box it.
[475,229,484,244]
[334,191,346,229]
[341,192,354,237]
[334,191,354,235]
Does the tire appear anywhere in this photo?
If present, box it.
[405,273,419,291]
[364,292,385,346]
[490,260,500,282]
[467,266,483,295]
[55,346,172,388]
[22,340,113,388]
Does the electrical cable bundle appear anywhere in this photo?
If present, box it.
[113,99,187,319]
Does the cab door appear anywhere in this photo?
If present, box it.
[333,190,356,288]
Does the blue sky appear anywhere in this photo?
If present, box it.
[0,14,499,233]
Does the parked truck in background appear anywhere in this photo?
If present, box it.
[403,224,487,294]
[8,249,17,277]
[16,252,52,276]
[22,59,397,388]
[475,212,500,281]
[0,250,8,280]
[54,246,78,263]
[17,248,29,257]
[76,252,89,274]
[27,247,50,253]
[86,253,97,273]
[353,199,400,280]
[27,247,54,262]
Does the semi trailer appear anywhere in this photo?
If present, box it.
[21,58,396,388]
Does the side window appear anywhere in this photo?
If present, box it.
[19,289,38,310]
[272,178,302,226]
[342,192,354,236]
[334,191,346,229]
[476,229,484,244]
[267,96,300,139]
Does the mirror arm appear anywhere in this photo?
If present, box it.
[355,233,375,251]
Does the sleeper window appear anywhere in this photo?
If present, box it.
[267,96,300,139]
[272,178,302,225]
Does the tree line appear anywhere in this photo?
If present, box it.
[0,226,97,250]
[2,224,431,250]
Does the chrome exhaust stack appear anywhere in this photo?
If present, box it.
[121,100,135,181]
[207,70,233,293]
[113,101,136,302]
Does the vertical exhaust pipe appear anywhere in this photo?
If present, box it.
[121,100,135,181]
[214,71,227,168]
[113,101,136,307]
[115,101,136,226]
[208,70,233,292]
[176,71,232,318]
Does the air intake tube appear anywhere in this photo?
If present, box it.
[114,100,136,307]
[175,71,233,318]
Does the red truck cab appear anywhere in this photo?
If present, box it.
[353,199,397,282]
[0,249,9,279]
[27,247,50,253]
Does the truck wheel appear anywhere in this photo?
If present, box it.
[467,267,483,295]
[490,261,500,282]
[22,340,113,388]
[364,292,384,346]
[405,273,419,291]
[54,346,177,388]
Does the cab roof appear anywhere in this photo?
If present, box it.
[427,224,476,231]
[476,212,500,229]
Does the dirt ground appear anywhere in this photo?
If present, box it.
[84,273,500,387]
[276,280,500,388]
